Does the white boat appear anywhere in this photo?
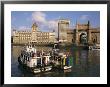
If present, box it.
[52,42,59,52]
[45,66,52,71]
[18,45,52,74]
[33,68,41,73]
[89,45,100,50]
[63,66,72,70]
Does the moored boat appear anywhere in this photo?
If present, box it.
[52,52,73,70]
[18,44,52,74]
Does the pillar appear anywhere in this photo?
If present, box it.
[87,21,92,45]
[75,21,79,46]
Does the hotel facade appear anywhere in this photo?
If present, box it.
[12,23,56,45]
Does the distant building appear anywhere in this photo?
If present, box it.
[58,19,70,42]
[12,23,55,45]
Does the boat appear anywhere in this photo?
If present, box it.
[88,44,100,50]
[52,42,60,52]
[60,54,73,70]
[50,43,73,70]
[18,45,52,74]
[63,68,72,73]
[52,51,73,70]
[63,66,72,70]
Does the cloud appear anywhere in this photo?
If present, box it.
[80,15,89,20]
[18,26,31,31]
[48,20,58,30]
[32,11,58,32]
[32,11,46,24]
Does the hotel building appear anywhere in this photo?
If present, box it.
[12,23,55,45]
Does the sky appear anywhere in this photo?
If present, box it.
[11,11,100,32]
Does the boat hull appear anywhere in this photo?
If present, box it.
[18,63,52,74]
[18,58,52,74]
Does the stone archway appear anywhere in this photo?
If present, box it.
[80,32,87,45]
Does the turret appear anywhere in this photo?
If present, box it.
[88,20,90,29]
[31,22,38,32]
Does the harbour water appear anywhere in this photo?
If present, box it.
[11,45,100,77]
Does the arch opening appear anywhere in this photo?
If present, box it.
[80,33,87,45]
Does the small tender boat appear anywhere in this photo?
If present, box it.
[45,66,52,71]
[63,66,72,70]
[33,68,41,73]
[89,45,100,50]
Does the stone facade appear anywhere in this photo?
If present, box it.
[58,20,100,46]
[74,21,100,46]
[58,19,70,42]
[12,23,55,45]
[67,29,74,44]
